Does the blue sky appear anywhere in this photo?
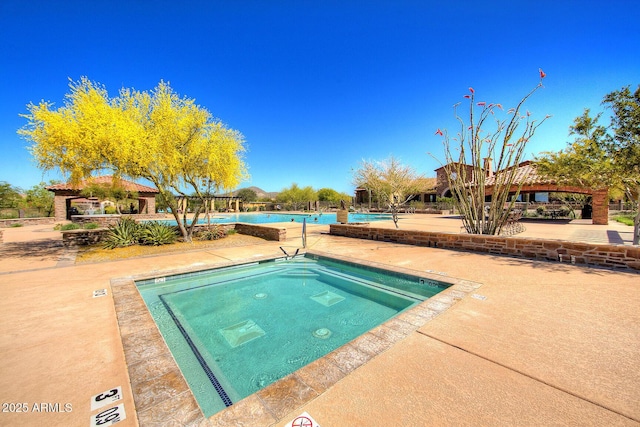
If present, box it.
[1,1,638,194]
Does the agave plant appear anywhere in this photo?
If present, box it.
[102,217,141,249]
[196,225,227,241]
[138,221,178,246]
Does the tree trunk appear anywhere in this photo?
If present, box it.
[169,208,191,243]
[391,205,399,228]
[155,187,192,243]
[634,190,640,246]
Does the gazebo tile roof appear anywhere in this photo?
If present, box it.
[46,175,159,193]
[485,161,555,187]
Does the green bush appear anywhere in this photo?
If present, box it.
[614,214,635,226]
[0,210,18,219]
[60,223,81,231]
[197,225,227,240]
[10,223,23,227]
[536,206,546,215]
[102,218,140,249]
[84,222,100,229]
[104,206,117,214]
[139,221,177,246]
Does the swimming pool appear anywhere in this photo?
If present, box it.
[157,212,392,225]
[135,254,450,417]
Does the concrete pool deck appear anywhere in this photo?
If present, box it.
[0,214,638,426]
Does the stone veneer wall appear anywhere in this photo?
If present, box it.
[0,229,3,244]
[189,223,285,241]
[62,222,287,247]
[62,229,109,246]
[330,224,640,271]
[234,223,287,241]
[0,217,56,228]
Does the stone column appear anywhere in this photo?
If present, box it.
[336,210,349,224]
[53,195,69,221]
[591,189,608,225]
[140,196,156,214]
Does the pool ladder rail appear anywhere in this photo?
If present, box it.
[279,246,301,260]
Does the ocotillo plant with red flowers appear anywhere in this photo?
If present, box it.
[433,70,550,235]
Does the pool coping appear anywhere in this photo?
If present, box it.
[110,249,483,426]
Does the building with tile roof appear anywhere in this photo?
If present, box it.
[47,176,159,221]
[356,160,609,224]
[483,161,608,224]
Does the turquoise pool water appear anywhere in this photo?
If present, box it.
[157,212,391,225]
[136,255,449,417]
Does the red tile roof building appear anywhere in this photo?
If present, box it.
[47,176,158,221]
[355,161,609,224]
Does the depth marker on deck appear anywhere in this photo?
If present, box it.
[90,386,122,410]
[93,289,107,298]
[90,387,126,426]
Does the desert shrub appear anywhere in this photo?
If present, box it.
[84,222,100,229]
[614,214,634,226]
[10,223,23,227]
[102,217,140,249]
[104,206,117,214]
[0,209,18,219]
[139,221,177,246]
[409,200,426,210]
[197,225,227,240]
[226,228,236,235]
[536,206,546,215]
[60,223,81,231]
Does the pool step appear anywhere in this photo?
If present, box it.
[282,271,320,279]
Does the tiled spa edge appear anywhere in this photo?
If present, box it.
[110,250,483,426]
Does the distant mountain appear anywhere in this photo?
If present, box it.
[223,186,278,200]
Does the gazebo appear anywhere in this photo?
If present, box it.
[355,160,609,225]
[47,176,159,221]
[483,161,609,225]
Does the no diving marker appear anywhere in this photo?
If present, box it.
[285,412,321,427]
[90,404,126,426]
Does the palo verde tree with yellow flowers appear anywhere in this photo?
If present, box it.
[19,77,248,241]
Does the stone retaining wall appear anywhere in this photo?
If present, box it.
[0,217,56,228]
[190,223,285,241]
[234,223,286,241]
[330,224,640,271]
[0,229,3,244]
[62,229,109,246]
[62,222,286,247]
